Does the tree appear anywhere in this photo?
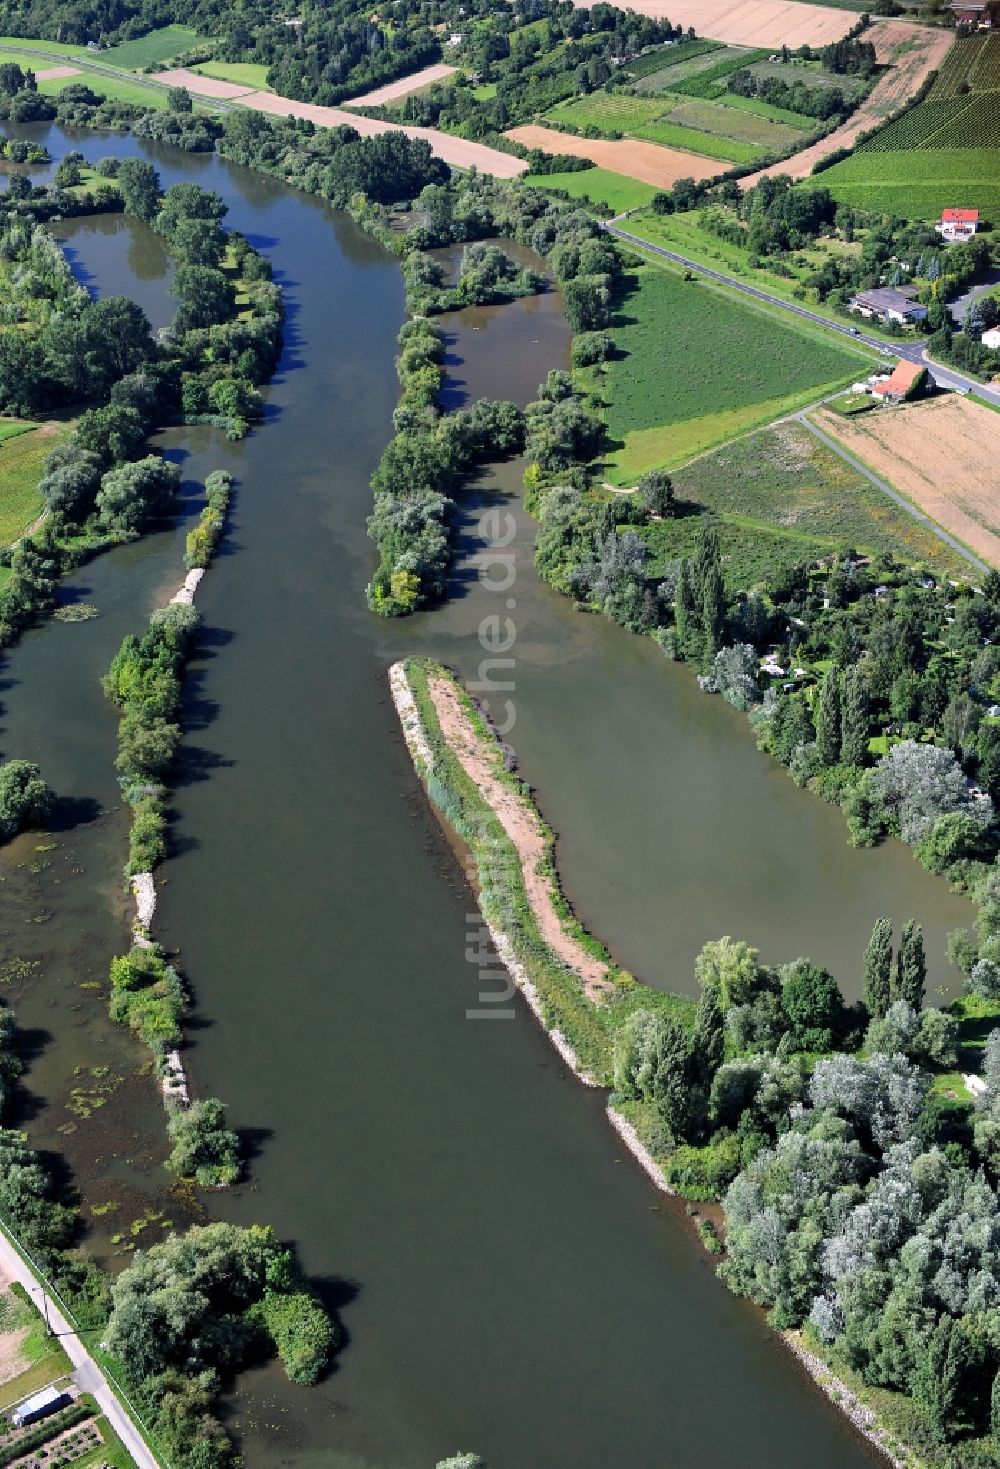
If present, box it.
[166,1099,240,1187]
[840,665,869,767]
[911,1317,966,1442]
[97,457,179,540]
[0,761,51,840]
[893,920,926,1010]
[863,916,893,1020]
[172,265,236,333]
[779,958,844,1051]
[117,159,161,223]
[815,668,842,766]
[695,937,765,1012]
[871,739,992,845]
[637,468,674,518]
[692,985,725,1088]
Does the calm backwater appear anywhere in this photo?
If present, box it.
[0,122,973,1467]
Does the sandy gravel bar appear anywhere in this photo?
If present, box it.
[571,0,853,47]
[506,123,720,187]
[33,64,81,80]
[156,68,526,176]
[344,62,458,108]
[154,66,258,98]
[742,21,953,186]
[813,396,1000,568]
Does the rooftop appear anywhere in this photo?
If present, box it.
[851,287,928,315]
[942,208,980,222]
[873,360,924,398]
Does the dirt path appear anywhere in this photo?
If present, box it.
[505,124,720,187]
[154,68,526,177]
[812,396,1000,568]
[427,673,613,1002]
[741,21,953,187]
[344,63,457,108]
[571,0,853,47]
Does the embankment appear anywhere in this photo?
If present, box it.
[389,654,910,1469]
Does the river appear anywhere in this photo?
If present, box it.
[0,121,974,1467]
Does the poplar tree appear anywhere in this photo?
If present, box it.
[840,666,869,768]
[991,1369,1000,1444]
[701,560,726,657]
[863,916,893,1020]
[674,559,701,661]
[815,668,842,767]
[894,919,926,1010]
[691,985,725,1088]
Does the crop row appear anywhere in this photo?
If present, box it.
[622,37,720,80]
[668,49,770,100]
[929,33,1000,99]
[858,91,1000,152]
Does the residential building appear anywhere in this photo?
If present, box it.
[937,208,980,241]
[871,360,925,402]
[848,288,929,327]
[982,326,1000,350]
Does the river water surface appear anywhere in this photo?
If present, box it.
[0,122,974,1468]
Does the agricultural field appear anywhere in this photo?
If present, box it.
[928,30,1000,100]
[596,0,854,49]
[744,56,864,91]
[96,24,209,70]
[0,423,65,544]
[545,72,803,165]
[506,124,721,187]
[0,34,85,56]
[631,43,740,93]
[671,420,969,579]
[813,146,1000,217]
[745,20,953,186]
[811,396,1000,567]
[522,167,659,213]
[600,266,863,481]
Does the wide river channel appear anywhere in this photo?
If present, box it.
[0,122,976,1467]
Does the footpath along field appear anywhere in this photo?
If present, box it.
[815,31,1000,214]
[599,267,863,481]
[811,397,1000,567]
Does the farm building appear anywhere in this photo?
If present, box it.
[982,326,1000,348]
[937,208,980,241]
[848,288,929,326]
[11,1387,70,1428]
[872,360,926,402]
[949,0,994,26]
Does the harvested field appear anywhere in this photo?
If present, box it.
[154,69,527,175]
[812,396,1000,567]
[570,0,853,48]
[743,21,954,185]
[153,66,256,98]
[505,124,720,186]
[344,62,457,107]
[32,64,80,80]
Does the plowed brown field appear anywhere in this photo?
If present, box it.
[344,63,457,108]
[742,21,953,186]
[505,124,721,186]
[571,0,852,47]
[813,396,1000,567]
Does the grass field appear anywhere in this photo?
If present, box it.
[0,34,85,56]
[662,97,804,149]
[0,421,36,446]
[0,424,64,543]
[671,420,968,578]
[522,168,658,213]
[36,70,170,107]
[632,44,743,94]
[601,266,862,480]
[623,38,722,83]
[194,59,271,90]
[97,24,208,70]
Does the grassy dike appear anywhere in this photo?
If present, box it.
[391,655,919,1469]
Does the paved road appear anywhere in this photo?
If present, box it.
[0,1224,159,1468]
[606,224,1000,408]
[0,42,235,108]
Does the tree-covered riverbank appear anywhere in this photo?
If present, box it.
[395,654,1000,1468]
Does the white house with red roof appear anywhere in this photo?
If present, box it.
[937,208,980,241]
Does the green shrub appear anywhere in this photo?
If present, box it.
[255,1288,337,1384]
[663,1135,742,1200]
[126,796,167,875]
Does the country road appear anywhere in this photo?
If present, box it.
[0,41,229,105]
[0,1223,159,1468]
[606,224,1000,409]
